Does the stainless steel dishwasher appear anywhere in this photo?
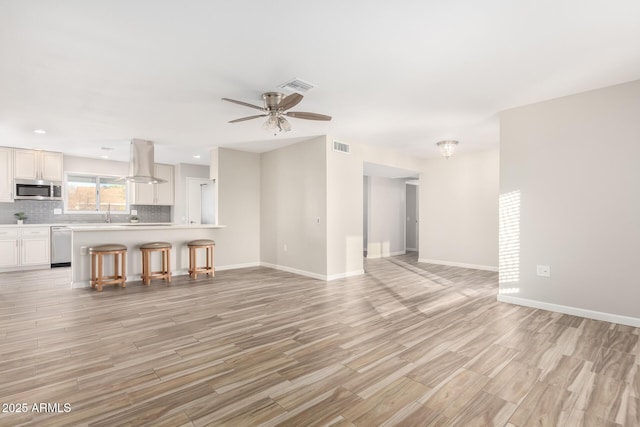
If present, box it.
[51,226,72,268]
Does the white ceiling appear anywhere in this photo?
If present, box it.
[1,1,639,166]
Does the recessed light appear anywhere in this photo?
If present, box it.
[101,146,115,151]
[193,155,201,159]
[33,129,46,134]
[100,155,109,159]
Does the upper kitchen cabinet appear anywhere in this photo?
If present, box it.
[14,149,64,182]
[0,147,13,202]
[130,163,174,206]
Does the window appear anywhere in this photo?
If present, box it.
[65,174,128,213]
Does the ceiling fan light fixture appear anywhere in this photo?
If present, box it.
[436,140,459,159]
[278,116,291,132]
[263,115,278,131]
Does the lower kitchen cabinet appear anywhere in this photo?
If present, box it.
[0,228,19,268]
[0,227,50,271]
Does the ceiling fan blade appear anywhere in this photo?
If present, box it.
[221,97,265,111]
[285,111,332,121]
[277,93,304,111]
[228,114,267,123]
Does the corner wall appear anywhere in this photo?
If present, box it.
[419,149,499,270]
[499,79,640,325]
[261,137,328,278]
[326,139,423,279]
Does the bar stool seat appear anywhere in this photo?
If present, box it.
[187,239,215,279]
[140,241,172,285]
[89,244,127,292]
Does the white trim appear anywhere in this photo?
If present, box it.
[367,251,406,260]
[260,262,326,281]
[497,294,640,328]
[216,262,260,271]
[326,269,365,281]
[418,258,498,272]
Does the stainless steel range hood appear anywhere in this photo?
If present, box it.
[124,139,166,184]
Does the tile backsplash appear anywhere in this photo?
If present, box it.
[0,200,171,224]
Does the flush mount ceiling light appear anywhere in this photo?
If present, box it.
[436,140,459,159]
[33,129,46,134]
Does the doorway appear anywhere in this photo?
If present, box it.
[186,177,216,225]
[363,162,419,259]
[405,182,419,251]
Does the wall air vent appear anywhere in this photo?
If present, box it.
[333,140,350,154]
[278,78,316,94]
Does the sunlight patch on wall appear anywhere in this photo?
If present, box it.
[499,190,521,286]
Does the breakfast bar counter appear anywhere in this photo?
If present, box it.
[70,224,225,288]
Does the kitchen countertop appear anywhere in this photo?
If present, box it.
[0,223,225,229]
[69,223,225,231]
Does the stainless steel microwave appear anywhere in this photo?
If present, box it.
[14,179,63,201]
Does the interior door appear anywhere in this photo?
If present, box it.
[406,183,418,251]
[187,177,215,225]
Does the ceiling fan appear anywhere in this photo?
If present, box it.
[222,92,331,133]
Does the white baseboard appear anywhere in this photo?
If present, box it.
[326,270,365,281]
[497,294,640,328]
[418,258,498,272]
[260,262,326,281]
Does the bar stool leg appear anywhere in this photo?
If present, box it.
[143,250,149,285]
[121,252,127,287]
[166,249,172,283]
[97,254,103,292]
[91,253,96,289]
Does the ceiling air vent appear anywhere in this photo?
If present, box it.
[333,140,350,154]
[278,78,316,94]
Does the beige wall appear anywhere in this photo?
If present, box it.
[214,135,498,281]
[419,149,499,270]
[499,79,640,324]
[261,137,327,278]
[215,148,261,268]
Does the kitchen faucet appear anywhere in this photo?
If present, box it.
[105,203,112,223]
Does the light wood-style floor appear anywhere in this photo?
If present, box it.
[0,253,638,426]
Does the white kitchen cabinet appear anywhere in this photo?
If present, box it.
[130,163,174,206]
[14,149,63,181]
[0,147,13,202]
[0,228,19,268]
[0,227,50,271]
[19,228,50,266]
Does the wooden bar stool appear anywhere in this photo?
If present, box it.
[89,244,127,292]
[187,239,215,279]
[140,242,172,285]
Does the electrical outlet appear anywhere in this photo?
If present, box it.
[131,209,138,215]
[537,265,550,277]
[53,208,62,215]
[80,246,88,256]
